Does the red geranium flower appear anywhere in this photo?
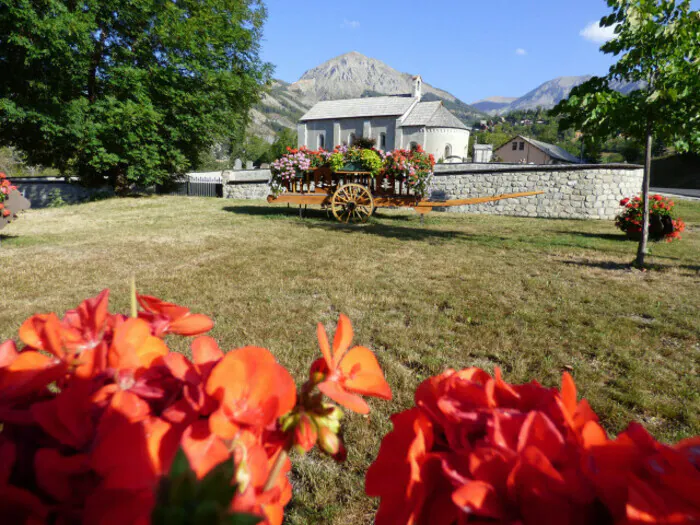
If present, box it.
[310,314,392,414]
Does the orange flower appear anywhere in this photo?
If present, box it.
[206,346,297,438]
[311,314,392,414]
[180,419,230,479]
[137,294,214,337]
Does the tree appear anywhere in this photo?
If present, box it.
[0,0,270,192]
[268,128,297,162]
[554,0,700,266]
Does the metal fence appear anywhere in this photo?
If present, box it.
[156,173,223,198]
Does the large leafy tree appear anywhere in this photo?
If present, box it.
[0,0,270,192]
[554,0,700,266]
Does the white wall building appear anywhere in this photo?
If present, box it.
[297,76,470,161]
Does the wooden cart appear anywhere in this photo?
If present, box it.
[267,166,543,223]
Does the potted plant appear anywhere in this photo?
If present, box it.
[615,194,686,242]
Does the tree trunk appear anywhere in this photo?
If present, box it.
[114,169,130,196]
[635,125,653,267]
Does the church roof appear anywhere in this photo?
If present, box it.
[400,102,469,130]
[299,95,416,121]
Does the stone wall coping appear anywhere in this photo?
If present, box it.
[221,170,270,184]
[434,163,643,176]
[14,177,79,183]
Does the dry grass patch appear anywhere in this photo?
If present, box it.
[1,196,699,524]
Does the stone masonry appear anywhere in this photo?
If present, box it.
[14,178,113,208]
[220,164,643,220]
[221,170,270,200]
[430,163,643,220]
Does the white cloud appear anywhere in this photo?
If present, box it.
[342,19,360,29]
[580,21,617,43]
[515,48,527,56]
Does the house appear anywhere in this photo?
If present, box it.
[495,135,582,165]
[297,76,470,161]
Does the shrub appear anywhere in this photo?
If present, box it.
[352,137,377,149]
[47,189,66,208]
[616,194,686,241]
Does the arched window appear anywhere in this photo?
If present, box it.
[409,142,418,150]
[349,133,356,146]
[444,144,452,158]
[318,134,325,150]
[379,132,387,150]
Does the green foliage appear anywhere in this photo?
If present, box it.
[554,0,700,265]
[47,189,67,208]
[269,128,298,162]
[329,147,382,175]
[0,0,271,191]
[553,1,700,153]
[0,147,59,178]
[153,449,262,525]
[360,149,383,174]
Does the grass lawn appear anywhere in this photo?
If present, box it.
[1,196,699,524]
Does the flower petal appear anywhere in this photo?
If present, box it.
[332,313,354,366]
[318,380,369,414]
[181,420,231,479]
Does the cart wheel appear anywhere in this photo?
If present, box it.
[331,183,374,223]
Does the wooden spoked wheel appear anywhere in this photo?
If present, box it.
[331,183,375,223]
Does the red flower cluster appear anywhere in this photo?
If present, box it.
[382,146,436,198]
[0,292,391,524]
[616,194,685,241]
[0,172,19,217]
[366,367,700,524]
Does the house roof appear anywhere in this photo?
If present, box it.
[299,95,416,121]
[523,136,581,163]
[502,135,582,164]
[400,101,469,130]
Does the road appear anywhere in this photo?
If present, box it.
[650,187,700,200]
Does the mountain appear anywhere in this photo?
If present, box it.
[498,76,594,114]
[251,51,487,140]
[477,76,646,116]
[471,97,518,114]
[249,80,312,142]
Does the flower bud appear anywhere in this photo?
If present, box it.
[315,404,343,434]
[293,413,318,454]
[318,427,346,462]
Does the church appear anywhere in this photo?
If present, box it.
[297,76,471,161]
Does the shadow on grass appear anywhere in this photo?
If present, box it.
[298,220,476,243]
[223,205,331,220]
[552,230,627,242]
[563,259,700,273]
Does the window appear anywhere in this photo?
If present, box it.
[519,142,525,150]
[349,133,356,146]
[512,142,518,151]
[379,132,387,150]
[318,134,325,150]
[409,142,418,150]
[444,144,452,158]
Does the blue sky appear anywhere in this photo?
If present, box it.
[259,0,629,103]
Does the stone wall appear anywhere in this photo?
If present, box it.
[221,170,270,200]
[14,178,113,208]
[430,163,643,220]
